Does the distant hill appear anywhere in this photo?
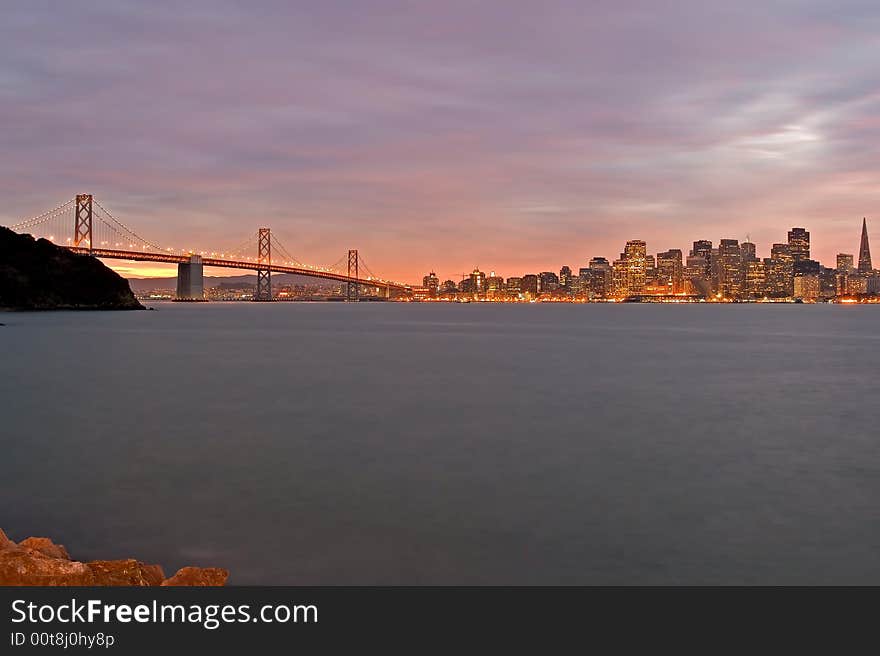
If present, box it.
[128,273,339,293]
[0,227,144,311]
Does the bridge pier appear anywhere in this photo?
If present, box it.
[176,254,205,301]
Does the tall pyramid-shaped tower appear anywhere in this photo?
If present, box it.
[858,217,872,273]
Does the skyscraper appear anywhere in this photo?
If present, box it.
[559,266,572,288]
[836,253,854,272]
[858,218,872,273]
[623,240,647,295]
[588,257,612,298]
[768,243,794,297]
[740,241,757,262]
[788,227,810,261]
[717,239,744,299]
[656,249,683,294]
[423,271,439,297]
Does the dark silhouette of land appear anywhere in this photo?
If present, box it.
[0,226,143,311]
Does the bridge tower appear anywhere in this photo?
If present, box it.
[74,194,93,253]
[254,228,272,301]
[347,249,359,302]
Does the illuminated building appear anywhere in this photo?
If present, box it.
[767,243,794,297]
[441,280,457,295]
[717,239,743,299]
[422,271,439,297]
[744,259,767,297]
[411,285,431,300]
[521,274,539,297]
[858,218,872,273]
[486,272,505,291]
[683,255,707,295]
[644,254,657,286]
[819,266,837,299]
[622,240,647,295]
[612,257,628,297]
[793,274,819,301]
[836,253,855,272]
[559,266,572,288]
[846,274,867,295]
[539,271,559,292]
[469,268,486,294]
[691,240,713,270]
[588,257,612,298]
[740,241,757,262]
[788,227,810,261]
[656,249,683,294]
[506,277,523,294]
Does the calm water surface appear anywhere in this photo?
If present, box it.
[1,302,878,584]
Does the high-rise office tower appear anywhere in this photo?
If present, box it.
[836,253,854,272]
[717,239,744,299]
[656,249,684,294]
[768,243,794,297]
[539,271,559,291]
[588,257,612,298]
[559,266,572,288]
[422,271,439,297]
[740,241,757,262]
[788,227,810,261]
[858,218,872,273]
[469,268,486,294]
[623,240,647,294]
[744,259,768,297]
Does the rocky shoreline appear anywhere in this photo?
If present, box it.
[0,529,227,586]
[0,226,144,311]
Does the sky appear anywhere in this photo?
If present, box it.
[2,0,879,282]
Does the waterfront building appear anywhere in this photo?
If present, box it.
[819,266,837,299]
[422,271,439,297]
[717,239,743,299]
[768,243,794,297]
[744,259,767,297]
[793,274,819,301]
[559,266,572,288]
[623,240,647,295]
[506,277,523,294]
[656,249,684,294]
[469,268,487,294]
[612,257,628,297]
[684,254,711,296]
[588,257,612,298]
[486,272,505,294]
[539,271,559,292]
[521,274,539,297]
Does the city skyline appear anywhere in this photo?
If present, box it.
[409,217,879,302]
[3,2,880,281]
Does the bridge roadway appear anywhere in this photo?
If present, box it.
[67,246,411,291]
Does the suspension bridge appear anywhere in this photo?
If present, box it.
[6,194,411,300]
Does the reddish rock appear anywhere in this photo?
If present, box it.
[0,528,226,586]
[0,550,96,586]
[19,537,71,560]
[0,529,16,551]
[161,567,229,587]
[87,559,166,586]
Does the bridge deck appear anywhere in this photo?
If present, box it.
[67,247,410,291]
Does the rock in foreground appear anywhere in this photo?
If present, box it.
[0,529,227,587]
[0,226,144,310]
